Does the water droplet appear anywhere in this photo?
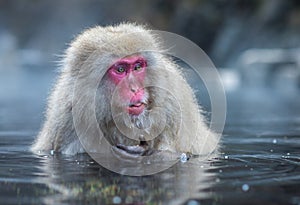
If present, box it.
[219,169,223,173]
[50,150,54,155]
[224,155,229,159]
[113,196,122,204]
[242,184,250,192]
[287,153,290,156]
[187,199,200,205]
[272,139,277,144]
[180,153,188,163]
[270,149,273,152]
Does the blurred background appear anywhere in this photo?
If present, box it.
[0,0,300,132]
[1,0,300,130]
[1,0,300,66]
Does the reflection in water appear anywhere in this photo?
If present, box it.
[35,154,216,205]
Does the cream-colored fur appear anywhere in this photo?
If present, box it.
[31,23,218,156]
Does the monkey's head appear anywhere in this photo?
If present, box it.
[66,23,178,154]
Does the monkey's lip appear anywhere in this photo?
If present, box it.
[127,102,146,115]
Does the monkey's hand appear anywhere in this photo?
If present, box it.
[115,144,155,156]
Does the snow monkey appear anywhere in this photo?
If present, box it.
[31,23,218,157]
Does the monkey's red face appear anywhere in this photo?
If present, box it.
[108,56,147,116]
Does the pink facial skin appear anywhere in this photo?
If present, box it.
[108,56,147,115]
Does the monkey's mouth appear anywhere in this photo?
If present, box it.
[127,101,146,116]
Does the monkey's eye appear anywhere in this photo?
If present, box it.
[134,63,143,71]
[116,65,126,73]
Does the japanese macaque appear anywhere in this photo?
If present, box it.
[31,23,218,157]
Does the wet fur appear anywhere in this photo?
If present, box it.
[31,23,218,155]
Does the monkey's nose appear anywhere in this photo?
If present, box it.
[130,86,143,93]
[130,88,137,93]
